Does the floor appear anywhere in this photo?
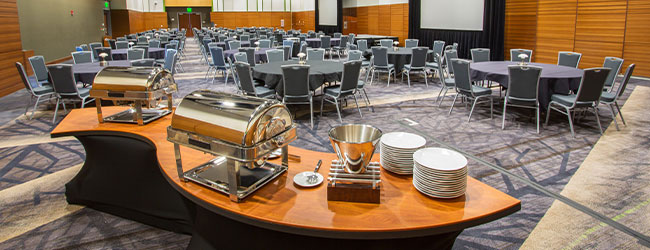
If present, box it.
[0,40,648,249]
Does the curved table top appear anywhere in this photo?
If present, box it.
[51,107,520,239]
[471,61,583,79]
[253,60,343,76]
[72,60,132,75]
[365,47,431,56]
[112,47,166,55]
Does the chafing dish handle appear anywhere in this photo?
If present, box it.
[174,143,187,182]
[96,101,104,123]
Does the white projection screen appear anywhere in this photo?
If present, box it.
[420,0,485,31]
[318,0,338,26]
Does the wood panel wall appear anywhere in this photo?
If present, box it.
[210,12,293,30]
[505,0,650,77]
[345,4,408,44]
[0,0,25,97]
[112,10,168,38]
[165,0,212,7]
[292,11,315,32]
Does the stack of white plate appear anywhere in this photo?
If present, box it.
[413,147,468,198]
[379,132,426,175]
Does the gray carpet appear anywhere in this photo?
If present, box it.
[1,40,648,249]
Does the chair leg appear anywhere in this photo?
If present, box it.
[566,108,575,138]
[536,106,540,134]
[423,71,428,87]
[25,96,34,116]
[362,89,371,111]
[438,88,449,107]
[30,96,41,120]
[52,98,60,123]
[501,99,507,130]
[334,98,343,123]
[545,103,553,126]
[320,96,325,116]
[352,94,362,117]
[490,97,493,119]
[387,70,391,87]
[468,98,478,122]
[407,71,411,88]
[310,98,314,128]
[593,107,603,135]
[614,102,626,125]
[608,104,619,131]
[448,93,459,115]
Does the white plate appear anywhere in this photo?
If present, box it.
[413,148,467,171]
[381,132,426,149]
[293,172,324,187]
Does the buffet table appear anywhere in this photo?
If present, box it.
[51,107,520,250]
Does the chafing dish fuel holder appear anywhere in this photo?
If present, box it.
[167,90,297,202]
[90,66,177,125]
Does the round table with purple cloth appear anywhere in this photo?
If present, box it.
[215,41,251,50]
[73,60,132,84]
[111,48,166,60]
[305,38,341,48]
[470,61,583,110]
[253,61,343,96]
[223,48,272,63]
[363,48,433,72]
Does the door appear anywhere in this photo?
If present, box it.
[178,13,202,37]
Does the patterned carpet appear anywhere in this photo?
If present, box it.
[0,40,648,249]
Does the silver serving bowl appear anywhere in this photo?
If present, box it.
[328,124,383,174]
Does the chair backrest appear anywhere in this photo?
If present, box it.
[339,60,363,96]
[234,62,257,95]
[218,35,227,42]
[433,41,445,58]
[95,47,113,61]
[510,49,533,62]
[130,59,156,67]
[281,46,292,61]
[80,44,91,51]
[405,39,419,48]
[15,62,35,92]
[72,51,92,64]
[348,50,362,61]
[450,59,473,94]
[283,39,294,48]
[89,42,102,59]
[137,36,148,43]
[299,42,308,54]
[108,39,117,49]
[372,47,389,67]
[307,48,325,61]
[266,49,284,63]
[507,65,542,102]
[558,52,582,68]
[613,64,635,99]
[333,33,342,38]
[348,33,355,44]
[239,47,256,66]
[435,53,452,86]
[444,50,458,74]
[127,48,145,60]
[281,64,311,100]
[410,47,428,68]
[234,52,248,63]
[240,35,250,42]
[148,40,160,48]
[339,36,349,48]
[471,48,490,63]
[229,40,241,50]
[209,46,227,67]
[602,57,624,88]
[163,49,178,74]
[47,64,78,95]
[115,41,129,49]
[357,39,368,52]
[574,67,611,105]
[320,36,331,48]
[380,39,393,48]
[133,45,149,58]
[259,39,271,48]
[116,37,126,41]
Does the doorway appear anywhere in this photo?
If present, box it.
[178,13,201,36]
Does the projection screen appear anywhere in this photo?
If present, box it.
[318,0,338,26]
[420,0,485,31]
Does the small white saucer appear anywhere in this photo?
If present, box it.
[293,171,324,187]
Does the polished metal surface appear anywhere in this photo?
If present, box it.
[328,124,382,174]
[328,160,381,189]
[92,66,176,92]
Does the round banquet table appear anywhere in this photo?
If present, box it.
[111,48,166,60]
[470,61,583,110]
[364,48,433,72]
[73,60,132,84]
[253,61,343,96]
[305,38,341,48]
[215,41,251,49]
[223,48,272,63]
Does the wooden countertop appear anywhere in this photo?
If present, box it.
[52,107,520,239]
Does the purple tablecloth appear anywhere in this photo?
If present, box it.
[305,38,341,48]
[223,48,272,63]
[73,60,132,84]
[470,61,583,110]
[111,48,166,60]
[215,41,251,49]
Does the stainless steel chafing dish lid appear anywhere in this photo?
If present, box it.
[92,66,177,93]
[171,90,294,147]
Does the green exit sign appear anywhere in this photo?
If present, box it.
[187,7,192,13]
[104,2,109,9]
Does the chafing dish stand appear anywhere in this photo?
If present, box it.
[167,90,297,202]
[90,66,177,125]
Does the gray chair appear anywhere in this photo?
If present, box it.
[80,44,91,52]
[347,50,362,61]
[283,40,295,57]
[370,47,396,86]
[357,40,368,53]
[163,49,178,74]
[380,39,394,48]
[149,39,161,48]
[133,45,149,59]
[444,49,458,75]
[321,60,363,122]
[165,43,178,51]
[259,39,272,48]
[127,48,145,60]
[307,48,325,61]
[503,65,543,133]
[266,49,284,63]
[434,53,457,106]
[281,64,314,127]
[208,46,232,85]
[558,52,582,68]
[511,49,533,62]
[602,57,624,91]
[234,62,275,98]
[71,51,92,64]
[600,64,634,130]
[108,39,117,49]
[402,47,429,87]
[239,47,256,66]
[115,41,129,49]
[234,52,248,63]
[471,48,490,63]
[47,64,93,123]
[426,40,446,70]
[332,36,349,60]
[333,33,342,38]
[89,42,103,60]
[16,62,55,119]
[137,36,148,44]
[240,35,250,42]
[281,45,292,61]
[299,41,309,55]
[405,39,419,48]
[320,36,332,59]
[130,59,156,67]
[94,47,113,61]
[28,56,50,85]
[545,67,611,137]
[449,59,493,122]
[229,40,242,50]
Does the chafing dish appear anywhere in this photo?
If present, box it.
[90,66,177,125]
[167,90,297,202]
